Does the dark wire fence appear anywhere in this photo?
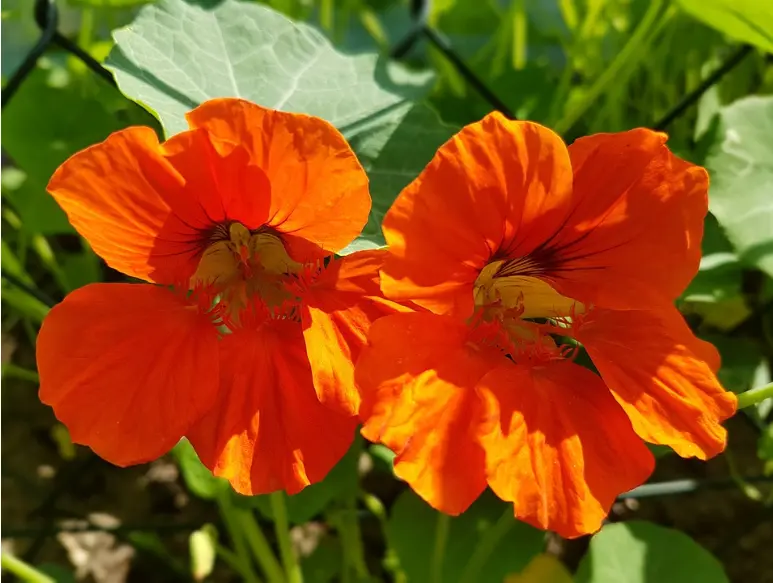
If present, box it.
[1,0,769,563]
[0,0,756,301]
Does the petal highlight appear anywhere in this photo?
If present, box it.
[186,98,371,260]
[576,306,737,459]
[380,113,574,317]
[37,283,219,466]
[299,250,411,417]
[47,127,203,283]
[550,130,708,309]
[356,313,495,514]
[475,361,654,538]
[188,321,356,496]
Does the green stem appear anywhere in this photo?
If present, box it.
[430,514,451,583]
[338,498,369,581]
[2,363,40,384]
[362,493,406,582]
[737,382,773,409]
[1,552,55,583]
[215,543,262,582]
[270,492,303,583]
[236,508,285,583]
[215,488,261,583]
[458,509,514,583]
[553,0,664,135]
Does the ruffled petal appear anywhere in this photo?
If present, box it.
[380,113,574,318]
[575,306,737,459]
[298,249,412,417]
[475,360,654,538]
[160,128,271,230]
[47,127,204,283]
[185,98,371,261]
[356,313,496,514]
[549,130,708,309]
[37,283,219,466]
[187,321,356,495]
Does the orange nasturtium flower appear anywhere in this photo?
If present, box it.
[36,98,396,495]
[355,113,738,538]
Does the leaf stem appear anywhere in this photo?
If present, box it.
[236,507,285,583]
[1,552,54,583]
[430,513,451,583]
[554,0,664,136]
[215,488,261,583]
[737,381,773,409]
[458,508,514,583]
[270,492,303,583]
[339,497,369,580]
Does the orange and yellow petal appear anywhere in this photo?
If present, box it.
[551,130,708,309]
[299,249,412,417]
[475,361,655,538]
[187,321,357,496]
[36,283,219,466]
[160,128,271,231]
[356,313,498,514]
[380,113,573,318]
[47,127,204,284]
[185,98,371,261]
[576,306,737,459]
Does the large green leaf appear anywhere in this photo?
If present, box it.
[675,0,773,53]
[706,96,773,278]
[106,0,433,137]
[388,490,544,583]
[173,438,226,500]
[106,0,449,247]
[344,103,456,247]
[1,63,138,235]
[575,521,728,583]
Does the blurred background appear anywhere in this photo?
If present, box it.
[2,0,772,581]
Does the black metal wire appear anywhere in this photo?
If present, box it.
[654,45,754,130]
[390,0,516,119]
[1,0,58,109]
[422,26,516,119]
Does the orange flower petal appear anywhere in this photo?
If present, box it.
[552,130,708,309]
[380,113,573,318]
[576,306,737,459]
[357,313,496,514]
[160,128,271,230]
[185,98,371,261]
[187,321,356,496]
[300,250,411,417]
[47,127,203,283]
[37,283,219,466]
[475,361,654,538]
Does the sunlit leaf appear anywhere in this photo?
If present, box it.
[173,438,226,500]
[706,96,773,277]
[388,490,544,583]
[575,521,728,583]
[675,0,773,53]
[107,0,444,246]
[1,64,129,235]
[106,0,433,137]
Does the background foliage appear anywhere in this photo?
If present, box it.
[2,0,772,581]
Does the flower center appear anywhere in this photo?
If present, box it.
[470,257,583,365]
[473,258,581,319]
[191,222,302,314]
